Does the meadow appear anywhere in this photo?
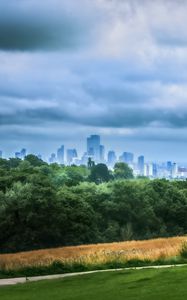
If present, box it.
[1,266,187,300]
[0,236,186,275]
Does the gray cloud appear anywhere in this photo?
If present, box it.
[0,0,187,161]
[0,1,89,50]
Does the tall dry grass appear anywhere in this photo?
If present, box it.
[0,236,186,271]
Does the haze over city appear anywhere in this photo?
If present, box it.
[1,0,187,161]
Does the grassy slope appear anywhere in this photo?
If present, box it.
[1,236,186,271]
[1,267,187,300]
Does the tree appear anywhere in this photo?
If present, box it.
[25,155,46,167]
[89,164,110,184]
[114,162,134,179]
[88,157,95,169]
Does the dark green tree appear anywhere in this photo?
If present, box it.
[89,163,110,184]
[114,162,134,179]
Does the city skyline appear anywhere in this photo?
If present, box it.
[1,1,187,161]
[0,134,184,165]
[1,133,187,179]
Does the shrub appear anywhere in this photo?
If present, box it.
[179,242,187,259]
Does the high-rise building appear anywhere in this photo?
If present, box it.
[167,161,172,177]
[138,155,144,175]
[67,149,78,165]
[49,153,56,164]
[153,163,158,178]
[87,135,100,162]
[172,163,178,178]
[99,145,105,162]
[119,152,134,164]
[0,150,2,159]
[107,151,117,167]
[57,145,64,165]
[148,163,153,177]
[20,148,27,159]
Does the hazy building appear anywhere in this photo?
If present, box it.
[119,152,134,164]
[57,145,65,164]
[153,163,158,177]
[87,135,100,162]
[138,155,144,175]
[148,163,154,177]
[107,151,117,167]
[67,149,78,165]
[0,150,2,159]
[49,153,56,164]
[20,148,27,159]
[167,161,172,177]
[99,145,105,162]
[81,152,90,165]
[172,163,178,178]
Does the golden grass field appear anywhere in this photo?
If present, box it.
[0,236,186,271]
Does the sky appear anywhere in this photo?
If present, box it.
[1,0,187,162]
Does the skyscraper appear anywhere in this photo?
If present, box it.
[172,163,178,178]
[49,153,56,164]
[99,145,105,162]
[119,152,134,164]
[57,145,64,164]
[0,150,2,159]
[107,151,117,167]
[87,135,100,162]
[20,148,27,159]
[167,161,172,177]
[138,155,144,175]
[67,149,78,165]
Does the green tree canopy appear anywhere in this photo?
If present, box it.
[114,162,134,179]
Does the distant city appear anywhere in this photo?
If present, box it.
[0,134,187,179]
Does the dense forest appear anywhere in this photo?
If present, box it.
[0,155,187,253]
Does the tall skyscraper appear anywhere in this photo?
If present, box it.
[99,145,105,162]
[0,150,2,159]
[87,135,100,162]
[172,163,178,178]
[138,155,144,175]
[148,163,153,177]
[119,152,134,164]
[49,153,56,164]
[167,161,172,177]
[67,149,78,165]
[107,151,117,167]
[153,163,157,178]
[57,145,64,164]
[20,148,27,159]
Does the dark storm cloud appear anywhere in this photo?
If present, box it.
[1,100,187,129]
[0,1,87,50]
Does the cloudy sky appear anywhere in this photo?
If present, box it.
[1,0,187,161]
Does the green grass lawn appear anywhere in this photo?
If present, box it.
[1,267,187,300]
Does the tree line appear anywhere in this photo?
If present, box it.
[0,155,187,253]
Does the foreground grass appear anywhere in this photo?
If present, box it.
[1,266,187,300]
